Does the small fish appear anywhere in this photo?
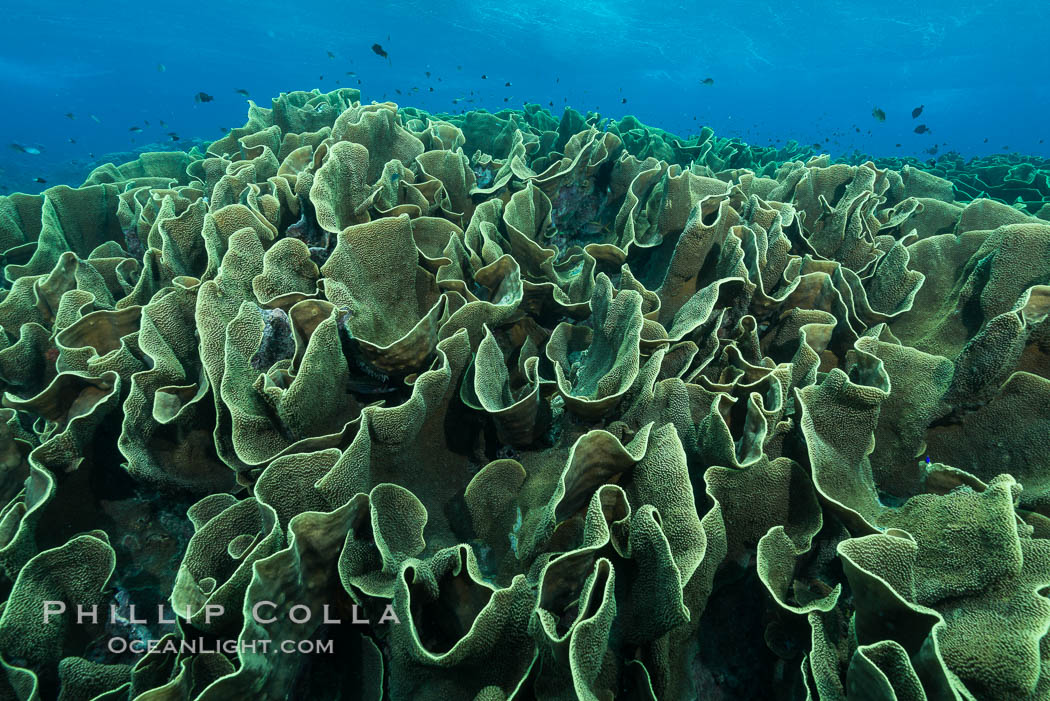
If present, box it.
[346,71,357,76]
[90,114,101,123]
[912,105,924,118]
[219,127,229,133]
[129,126,142,132]
[144,120,150,126]
[872,107,886,122]
[984,137,988,143]
[64,112,74,119]
[428,87,433,92]
[327,51,335,58]
[925,456,931,464]
[235,89,250,97]
[425,71,431,78]
[159,119,166,127]
[69,138,76,144]
[169,133,180,141]
[701,77,714,85]
[395,88,401,95]
[481,74,487,79]
[456,65,462,70]
[504,81,511,87]
[319,75,323,80]
[621,98,627,104]
[371,43,388,59]
[195,92,214,103]
[914,124,930,134]
[10,143,41,155]
[895,143,901,147]
[157,63,166,72]
[925,145,938,155]
[34,177,46,183]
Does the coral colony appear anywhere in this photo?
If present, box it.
[0,89,1049,699]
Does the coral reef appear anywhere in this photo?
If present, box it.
[0,88,1048,700]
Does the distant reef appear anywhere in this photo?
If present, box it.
[0,88,1048,700]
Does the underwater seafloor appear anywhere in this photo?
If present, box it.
[0,88,1049,700]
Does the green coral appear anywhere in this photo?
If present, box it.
[0,90,1046,700]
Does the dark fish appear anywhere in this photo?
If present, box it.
[64,112,74,119]
[34,177,46,183]
[925,145,938,155]
[428,87,433,92]
[371,43,388,58]
[701,77,714,85]
[69,138,76,144]
[327,51,335,58]
[168,132,179,141]
[129,126,142,132]
[346,71,356,76]
[504,81,511,87]
[872,107,886,122]
[914,124,930,134]
[319,75,323,80]
[456,65,462,70]
[235,89,250,97]
[144,120,150,126]
[194,92,214,103]
[911,105,923,118]
[895,143,901,147]
[481,74,487,79]
[984,137,988,142]
[159,119,166,127]
[10,143,41,155]
[219,127,229,133]
[425,71,431,78]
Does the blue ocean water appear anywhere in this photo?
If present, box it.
[1,0,1048,195]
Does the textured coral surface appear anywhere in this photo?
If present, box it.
[0,89,1048,700]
